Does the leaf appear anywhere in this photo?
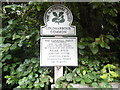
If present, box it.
[95,38,100,41]
[106,35,115,40]
[18,43,22,47]
[85,78,92,83]
[99,42,104,48]
[52,18,57,22]
[105,84,112,88]
[41,76,49,82]
[18,79,24,86]
[82,70,86,75]
[100,74,108,79]
[5,55,12,59]
[78,43,85,49]
[0,84,2,88]
[55,83,62,88]
[66,73,73,81]
[104,43,110,49]
[109,71,119,77]
[28,85,33,88]
[101,81,108,86]
[90,47,98,54]
[81,80,85,85]
[4,75,11,79]
[109,10,117,17]
[91,82,98,87]
[59,12,64,17]
[4,65,9,71]
[59,76,65,81]
[8,19,13,24]
[59,18,65,23]
[67,84,73,88]
[105,64,116,69]
[0,63,2,68]
[13,34,21,40]
[36,6,41,11]
[39,82,44,87]
[75,76,81,82]
[76,68,80,74]
[53,12,57,17]
[79,50,84,55]
[10,44,17,50]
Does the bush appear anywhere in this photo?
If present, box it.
[1,2,120,89]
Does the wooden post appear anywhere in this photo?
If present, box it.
[54,66,63,83]
[54,36,63,83]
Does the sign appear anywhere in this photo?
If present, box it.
[40,4,76,36]
[40,37,78,66]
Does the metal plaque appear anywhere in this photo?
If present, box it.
[40,4,76,36]
[40,37,78,66]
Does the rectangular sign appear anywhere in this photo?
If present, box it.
[40,37,78,66]
[40,26,76,36]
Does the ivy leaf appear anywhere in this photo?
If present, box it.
[66,73,73,81]
[53,12,57,17]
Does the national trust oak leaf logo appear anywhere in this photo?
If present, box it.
[52,12,65,24]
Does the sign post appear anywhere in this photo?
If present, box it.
[40,4,78,84]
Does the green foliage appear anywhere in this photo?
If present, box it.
[4,58,53,88]
[1,2,120,89]
[100,64,119,82]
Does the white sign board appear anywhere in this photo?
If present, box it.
[40,37,78,66]
[40,4,76,36]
